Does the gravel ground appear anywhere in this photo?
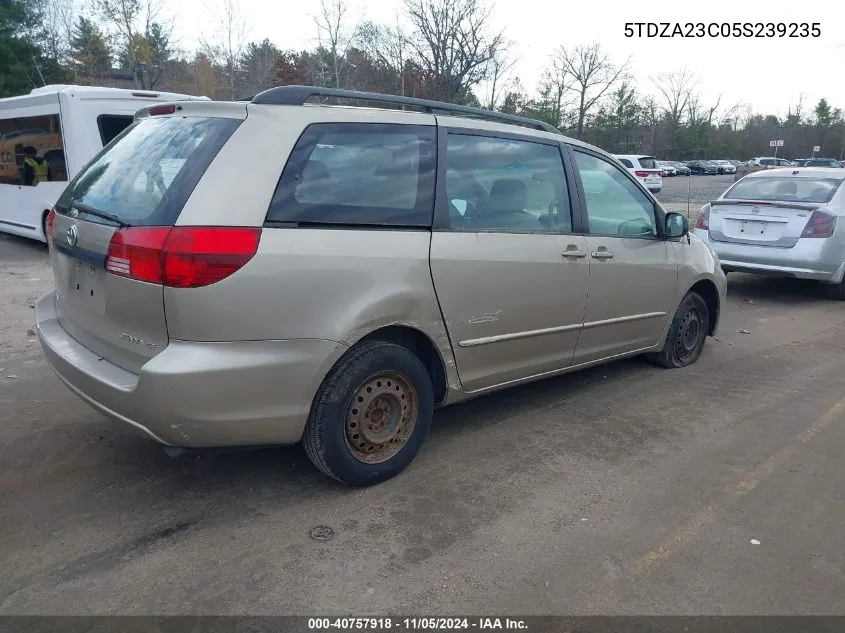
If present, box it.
[3,187,845,616]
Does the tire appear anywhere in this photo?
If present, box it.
[824,280,845,300]
[645,292,710,369]
[303,340,434,486]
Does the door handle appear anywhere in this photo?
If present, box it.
[591,251,614,259]
[561,247,586,258]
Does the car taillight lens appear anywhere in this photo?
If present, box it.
[801,210,836,238]
[659,171,667,177]
[106,227,261,287]
[46,208,56,240]
[696,204,710,230]
[634,170,650,178]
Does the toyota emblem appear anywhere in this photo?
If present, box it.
[66,225,78,247]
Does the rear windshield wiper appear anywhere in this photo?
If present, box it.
[71,201,132,228]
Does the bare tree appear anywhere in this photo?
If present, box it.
[552,43,629,138]
[95,0,173,87]
[315,0,358,89]
[359,15,409,95]
[485,43,516,110]
[202,0,250,99]
[652,68,697,122]
[404,0,504,103]
[42,0,77,67]
[537,53,572,129]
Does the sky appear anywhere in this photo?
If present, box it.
[171,0,844,118]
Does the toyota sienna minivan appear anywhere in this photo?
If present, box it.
[36,86,726,486]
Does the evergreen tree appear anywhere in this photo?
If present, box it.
[69,16,112,81]
[0,0,43,96]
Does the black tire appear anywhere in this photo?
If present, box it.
[303,340,434,486]
[645,292,710,369]
[824,280,845,300]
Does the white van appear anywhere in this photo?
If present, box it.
[0,85,208,243]
[614,154,663,193]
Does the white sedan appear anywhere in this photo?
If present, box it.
[657,161,677,176]
[713,160,737,174]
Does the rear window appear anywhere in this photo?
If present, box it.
[266,123,436,228]
[618,158,634,168]
[637,156,658,169]
[725,176,844,204]
[804,159,842,168]
[55,116,240,226]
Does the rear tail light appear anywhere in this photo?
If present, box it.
[801,210,836,238]
[46,208,56,240]
[659,171,667,177]
[634,170,651,178]
[696,204,710,230]
[105,227,261,287]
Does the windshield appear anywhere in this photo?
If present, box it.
[724,176,844,203]
[55,115,240,226]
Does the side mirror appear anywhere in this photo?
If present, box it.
[665,212,689,238]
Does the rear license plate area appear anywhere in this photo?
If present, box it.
[740,220,767,235]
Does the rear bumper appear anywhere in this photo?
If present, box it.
[35,291,348,447]
[694,230,845,282]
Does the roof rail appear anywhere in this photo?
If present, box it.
[250,85,561,135]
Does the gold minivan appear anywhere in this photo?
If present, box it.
[36,87,727,486]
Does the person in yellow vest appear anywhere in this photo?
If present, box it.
[22,146,49,186]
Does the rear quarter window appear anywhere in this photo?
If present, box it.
[266,123,436,228]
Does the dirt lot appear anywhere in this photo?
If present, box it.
[3,181,845,615]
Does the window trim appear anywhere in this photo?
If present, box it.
[567,145,666,241]
[264,121,438,230]
[432,125,580,235]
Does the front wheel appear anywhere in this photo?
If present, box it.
[303,340,434,486]
[645,292,710,368]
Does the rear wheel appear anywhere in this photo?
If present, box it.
[646,292,710,368]
[303,340,434,486]
[824,279,845,300]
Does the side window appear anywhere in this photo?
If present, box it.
[761,159,775,166]
[573,151,658,238]
[267,123,436,227]
[97,115,135,147]
[0,113,66,185]
[444,133,572,233]
[619,158,634,168]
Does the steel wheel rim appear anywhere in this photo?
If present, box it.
[344,371,418,464]
[675,308,703,362]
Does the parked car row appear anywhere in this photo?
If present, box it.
[653,159,744,177]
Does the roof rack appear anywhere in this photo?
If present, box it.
[250,85,561,135]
